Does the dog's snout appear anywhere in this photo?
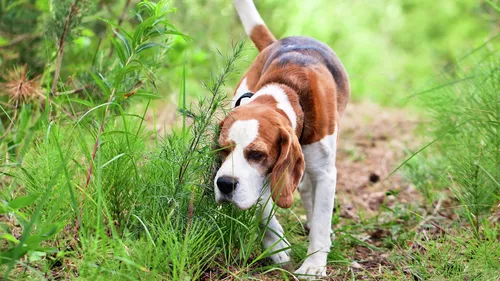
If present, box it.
[217,176,238,194]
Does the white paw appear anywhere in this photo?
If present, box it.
[294,260,327,280]
[269,248,291,264]
[264,238,291,264]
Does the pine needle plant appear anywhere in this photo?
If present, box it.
[403,38,499,236]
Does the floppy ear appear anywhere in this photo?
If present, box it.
[212,119,226,178]
[270,127,305,208]
[216,119,225,136]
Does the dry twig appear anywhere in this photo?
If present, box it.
[51,0,81,95]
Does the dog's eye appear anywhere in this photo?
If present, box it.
[247,151,265,161]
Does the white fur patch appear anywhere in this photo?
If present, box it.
[231,77,251,108]
[252,84,297,130]
[259,188,291,264]
[302,129,338,172]
[233,0,265,36]
[228,119,259,146]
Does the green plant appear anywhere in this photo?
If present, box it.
[402,153,449,204]
[401,40,499,235]
[0,20,273,279]
[1,184,64,278]
[385,221,500,281]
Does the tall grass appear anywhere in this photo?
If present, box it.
[402,39,499,234]
[0,1,283,279]
[382,41,500,280]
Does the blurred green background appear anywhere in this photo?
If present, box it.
[1,0,498,105]
[168,0,499,104]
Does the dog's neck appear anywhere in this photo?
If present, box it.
[250,83,305,141]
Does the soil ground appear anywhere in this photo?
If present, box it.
[335,101,420,220]
[321,101,421,280]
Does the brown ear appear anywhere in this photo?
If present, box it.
[270,127,305,208]
[212,119,226,175]
[213,119,225,150]
[217,119,225,135]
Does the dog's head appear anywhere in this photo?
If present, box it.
[214,103,304,210]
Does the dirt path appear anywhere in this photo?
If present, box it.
[335,101,421,220]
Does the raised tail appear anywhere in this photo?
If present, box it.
[233,0,276,52]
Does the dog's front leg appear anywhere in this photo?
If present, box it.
[295,169,336,278]
[259,189,291,265]
[295,134,338,278]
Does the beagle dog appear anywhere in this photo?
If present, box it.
[214,0,350,278]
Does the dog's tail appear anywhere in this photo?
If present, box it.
[233,0,276,52]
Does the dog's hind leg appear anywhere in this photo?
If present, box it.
[259,189,291,265]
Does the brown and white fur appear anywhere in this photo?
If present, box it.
[214,0,350,278]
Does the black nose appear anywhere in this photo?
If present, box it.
[217,176,238,194]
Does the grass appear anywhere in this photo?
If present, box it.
[394,38,500,280]
[1,39,263,279]
[0,6,287,275]
[402,39,500,228]
[384,220,499,280]
[1,0,499,280]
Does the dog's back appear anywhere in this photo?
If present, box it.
[233,0,350,119]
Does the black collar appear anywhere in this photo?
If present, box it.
[234,92,254,107]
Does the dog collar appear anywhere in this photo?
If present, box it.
[234,92,254,107]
